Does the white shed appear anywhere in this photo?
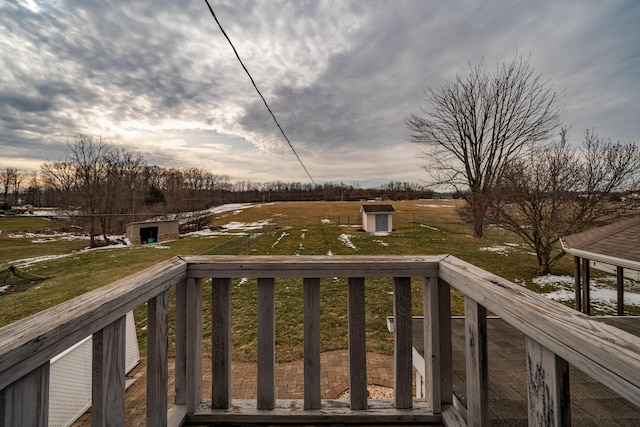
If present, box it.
[361,204,394,233]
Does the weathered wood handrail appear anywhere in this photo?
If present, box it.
[1,254,639,427]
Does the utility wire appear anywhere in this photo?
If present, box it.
[203,0,316,184]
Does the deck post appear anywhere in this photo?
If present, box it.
[92,316,126,427]
[0,362,50,426]
[257,278,276,410]
[617,266,624,316]
[393,277,413,409]
[147,290,169,427]
[424,276,441,413]
[526,337,571,426]
[464,296,488,427]
[186,278,203,412]
[212,278,232,409]
[303,277,321,410]
[348,277,368,410]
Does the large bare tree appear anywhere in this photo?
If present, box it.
[407,55,561,238]
[490,129,640,274]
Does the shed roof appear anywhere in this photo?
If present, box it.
[361,204,395,213]
[125,219,180,227]
[561,217,640,270]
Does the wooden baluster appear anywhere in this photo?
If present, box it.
[186,278,203,412]
[92,316,126,427]
[526,337,571,427]
[348,277,367,410]
[573,256,582,312]
[257,278,275,410]
[0,362,50,426]
[438,278,453,405]
[464,296,488,427]
[175,279,187,407]
[582,259,591,315]
[393,277,413,409]
[617,266,624,316]
[212,278,232,409]
[147,290,169,427]
[303,277,321,410]
[423,276,441,413]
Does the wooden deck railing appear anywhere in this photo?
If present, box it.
[1,255,640,426]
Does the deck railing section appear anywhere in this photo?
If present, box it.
[1,255,640,427]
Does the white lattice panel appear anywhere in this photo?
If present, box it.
[48,311,140,427]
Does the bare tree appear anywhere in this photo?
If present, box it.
[2,167,19,206]
[490,129,640,274]
[407,54,561,238]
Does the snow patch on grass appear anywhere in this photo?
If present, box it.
[530,274,640,313]
[420,224,440,231]
[272,232,289,248]
[339,234,358,250]
[479,245,512,256]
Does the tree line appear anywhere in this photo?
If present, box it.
[1,135,435,245]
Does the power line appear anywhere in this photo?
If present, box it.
[203,0,316,184]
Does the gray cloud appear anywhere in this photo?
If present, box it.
[1,0,638,185]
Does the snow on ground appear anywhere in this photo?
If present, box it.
[479,245,512,256]
[339,234,358,250]
[272,232,289,248]
[420,224,440,231]
[529,274,640,313]
[416,204,452,208]
[374,239,389,247]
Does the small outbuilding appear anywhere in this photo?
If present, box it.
[361,204,394,233]
[126,219,180,245]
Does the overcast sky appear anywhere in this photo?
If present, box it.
[1,0,639,186]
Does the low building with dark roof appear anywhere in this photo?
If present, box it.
[561,216,640,315]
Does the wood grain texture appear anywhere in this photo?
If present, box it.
[186,278,203,412]
[183,255,441,278]
[464,296,488,427]
[174,279,187,406]
[147,290,169,427]
[348,277,368,410]
[303,277,321,410]
[423,276,441,413]
[393,277,413,409]
[211,278,232,409]
[526,337,571,427]
[438,278,453,405]
[0,362,49,427]
[257,278,275,410]
[92,316,126,427]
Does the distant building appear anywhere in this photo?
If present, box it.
[125,220,180,245]
[361,204,394,233]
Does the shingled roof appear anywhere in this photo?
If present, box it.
[561,217,640,270]
[361,204,395,213]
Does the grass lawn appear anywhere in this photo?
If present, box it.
[0,200,594,363]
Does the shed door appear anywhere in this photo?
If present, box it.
[140,226,159,244]
[375,214,388,232]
